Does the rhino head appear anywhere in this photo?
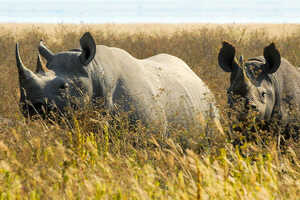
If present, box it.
[16,32,97,118]
[218,41,281,121]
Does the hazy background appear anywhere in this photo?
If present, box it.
[0,0,299,23]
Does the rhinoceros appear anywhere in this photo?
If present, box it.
[16,32,223,134]
[218,41,300,121]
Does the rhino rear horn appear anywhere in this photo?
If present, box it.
[218,41,239,72]
[79,32,96,66]
[15,43,37,81]
[38,40,54,62]
[263,43,281,74]
[36,54,48,73]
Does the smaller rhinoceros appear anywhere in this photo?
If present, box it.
[218,41,300,121]
[16,32,223,135]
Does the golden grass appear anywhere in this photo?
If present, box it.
[2,23,300,38]
[0,23,299,199]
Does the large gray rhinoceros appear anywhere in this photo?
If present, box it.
[218,41,300,121]
[16,32,223,134]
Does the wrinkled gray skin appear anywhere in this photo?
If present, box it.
[16,32,223,134]
[218,41,300,121]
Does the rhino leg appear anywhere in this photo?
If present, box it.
[143,107,168,136]
[105,92,116,114]
[214,118,225,135]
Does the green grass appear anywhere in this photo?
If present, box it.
[0,23,299,199]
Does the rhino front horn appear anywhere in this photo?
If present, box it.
[38,40,54,62]
[242,62,252,86]
[15,43,37,81]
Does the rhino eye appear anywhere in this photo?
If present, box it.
[261,91,269,98]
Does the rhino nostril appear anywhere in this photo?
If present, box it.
[59,83,69,90]
[250,104,257,110]
[245,99,257,110]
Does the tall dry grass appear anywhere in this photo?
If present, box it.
[0,23,299,199]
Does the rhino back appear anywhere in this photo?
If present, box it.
[89,45,219,130]
[143,54,219,124]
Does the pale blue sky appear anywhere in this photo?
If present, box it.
[0,0,299,23]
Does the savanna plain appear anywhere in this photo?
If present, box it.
[0,23,299,199]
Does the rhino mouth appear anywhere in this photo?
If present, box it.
[21,102,58,119]
[21,100,81,120]
[244,98,259,112]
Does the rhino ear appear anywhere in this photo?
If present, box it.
[79,32,96,66]
[263,43,281,74]
[218,41,238,72]
[38,40,54,62]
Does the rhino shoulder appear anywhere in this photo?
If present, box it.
[280,57,294,66]
[276,57,300,75]
[94,45,139,68]
[100,45,136,59]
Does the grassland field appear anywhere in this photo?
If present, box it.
[0,23,299,199]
